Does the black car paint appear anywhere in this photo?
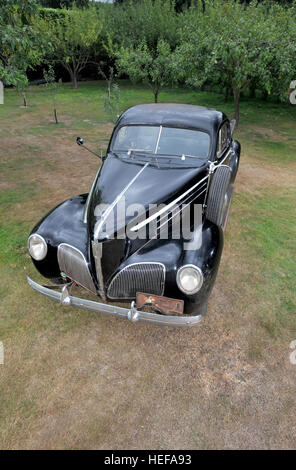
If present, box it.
[29,104,240,316]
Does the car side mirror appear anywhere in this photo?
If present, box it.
[230,120,236,137]
[76,136,104,160]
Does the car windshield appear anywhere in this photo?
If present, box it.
[112,125,210,160]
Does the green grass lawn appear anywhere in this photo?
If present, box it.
[0,80,295,449]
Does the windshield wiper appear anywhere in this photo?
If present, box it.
[181,154,197,159]
[155,152,205,161]
[127,149,153,154]
[178,153,204,160]
[110,150,204,167]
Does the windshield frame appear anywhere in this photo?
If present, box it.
[110,123,212,161]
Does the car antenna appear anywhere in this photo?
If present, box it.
[76,137,104,160]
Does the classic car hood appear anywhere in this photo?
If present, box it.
[88,153,208,241]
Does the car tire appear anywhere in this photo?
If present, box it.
[206,165,232,227]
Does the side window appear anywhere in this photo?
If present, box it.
[217,122,229,158]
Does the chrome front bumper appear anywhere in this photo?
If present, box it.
[27,276,204,327]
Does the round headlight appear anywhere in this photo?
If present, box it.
[177,264,203,295]
[28,234,47,261]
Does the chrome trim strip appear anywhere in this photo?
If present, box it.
[155,183,207,233]
[130,174,209,232]
[91,240,106,300]
[107,261,166,300]
[154,125,162,153]
[214,148,232,167]
[132,148,232,233]
[94,162,149,239]
[27,276,204,327]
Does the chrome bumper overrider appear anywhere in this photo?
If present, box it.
[27,277,204,327]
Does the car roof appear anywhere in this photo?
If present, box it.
[117,103,227,134]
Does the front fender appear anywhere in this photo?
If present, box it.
[180,220,223,314]
[29,194,89,279]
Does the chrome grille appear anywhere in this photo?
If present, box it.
[91,240,106,300]
[57,243,97,294]
[107,262,165,300]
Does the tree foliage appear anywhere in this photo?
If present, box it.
[106,0,179,50]
[0,0,46,86]
[116,39,177,102]
[108,0,179,102]
[39,5,103,88]
[177,0,296,124]
[38,0,89,8]
[2,0,296,123]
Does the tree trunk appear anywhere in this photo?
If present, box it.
[69,69,78,89]
[22,91,27,107]
[72,73,78,89]
[54,107,58,124]
[154,90,159,103]
[0,80,4,105]
[62,63,79,89]
[233,88,240,127]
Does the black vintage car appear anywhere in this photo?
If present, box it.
[27,104,240,326]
